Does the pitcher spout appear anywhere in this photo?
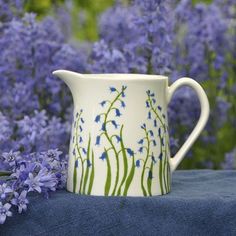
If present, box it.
[52,70,83,91]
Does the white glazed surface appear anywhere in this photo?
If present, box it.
[53,70,210,197]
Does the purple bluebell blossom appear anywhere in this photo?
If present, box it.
[95,115,101,123]
[0,183,12,199]
[0,202,12,224]
[126,148,134,157]
[95,136,101,145]
[136,160,141,167]
[11,190,29,213]
[100,152,107,161]
[115,109,121,117]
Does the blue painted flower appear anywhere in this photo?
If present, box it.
[121,100,125,108]
[158,106,162,111]
[126,148,134,157]
[146,90,151,96]
[100,101,106,107]
[152,98,156,104]
[79,126,83,132]
[159,153,163,160]
[115,108,121,117]
[79,137,83,143]
[82,148,87,155]
[95,115,101,123]
[154,120,157,127]
[76,112,79,118]
[149,130,154,137]
[146,101,150,108]
[152,140,157,146]
[162,114,166,119]
[138,147,143,153]
[161,138,164,146]
[141,123,146,129]
[136,160,140,167]
[95,136,101,145]
[75,159,79,168]
[87,160,92,167]
[81,118,85,123]
[138,139,144,145]
[73,149,76,156]
[158,128,161,137]
[151,154,157,163]
[111,120,119,129]
[110,87,116,92]
[148,111,151,119]
[100,152,107,161]
[101,123,106,131]
[148,170,153,179]
[115,135,121,143]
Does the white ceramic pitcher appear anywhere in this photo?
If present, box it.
[53,70,209,197]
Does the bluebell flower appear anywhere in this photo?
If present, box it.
[0,183,12,199]
[126,148,134,157]
[136,160,140,167]
[158,128,161,137]
[80,109,83,113]
[95,115,101,123]
[81,118,85,123]
[110,87,116,92]
[161,138,164,146]
[154,120,157,127]
[149,130,154,137]
[148,170,153,179]
[95,136,101,145]
[158,106,162,111]
[75,159,79,168]
[159,153,163,160]
[115,135,121,143]
[111,120,119,129]
[146,101,150,108]
[121,100,125,108]
[82,148,87,154]
[100,101,106,107]
[138,147,143,153]
[79,137,83,143]
[141,123,146,129]
[101,123,106,131]
[0,202,12,224]
[147,90,151,96]
[150,92,155,97]
[87,160,92,167]
[138,139,144,145]
[152,140,157,146]
[79,126,83,132]
[11,190,29,214]
[151,154,157,163]
[100,152,107,161]
[162,114,166,119]
[73,148,76,156]
[76,112,79,118]
[148,111,151,119]
[115,108,121,117]
[152,98,156,104]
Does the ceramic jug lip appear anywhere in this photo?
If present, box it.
[53,69,168,81]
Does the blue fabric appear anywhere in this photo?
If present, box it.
[1,170,236,236]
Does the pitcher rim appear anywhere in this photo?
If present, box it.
[53,70,168,81]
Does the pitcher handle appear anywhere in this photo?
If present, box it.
[167,77,210,172]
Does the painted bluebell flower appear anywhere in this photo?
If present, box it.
[80,109,83,113]
[148,111,151,119]
[149,130,154,137]
[136,160,140,167]
[100,101,106,107]
[126,148,134,157]
[154,120,157,127]
[152,140,157,146]
[76,112,79,118]
[162,114,166,119]
[115,108,121,117]
[161,138,164,146]
[141,123,146,129]
[110,87,116,92]
[151,153,157,163]
[11,190,29,214]
[0,183,12,199]
[158,106,162,111]
[100,152,107,161]
[120,100,125,108]
[138,139,144,145]
[138,147,144,153]
[87,160,92,167]
[152,98,156,104]
[101,123,106,131]
[79,137,83,143]
[81,118,85,123]
[159,153,163,160]
[146,90,151,96]
[95,115,101,123]
[75,159,79,168]
[79,126,83,132]
[73,148,76,156]
[111,120,119,129]
[148,171,153,179]
[0,202,12,224]
[146,101,150,108]
[158,128,161,137]
[115,135,121,143]
[95,136,101,145]
[82,148,87,155]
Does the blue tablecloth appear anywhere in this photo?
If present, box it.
[1,170,236,236]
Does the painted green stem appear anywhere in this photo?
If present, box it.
[104,148,112,196]
[117,125,128,195]
[141,129,150,196]
[82,134,91,194]
[159,135,164,195]
[87,151,95,195]
[147,160,154,196]
[123,156,135,196]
